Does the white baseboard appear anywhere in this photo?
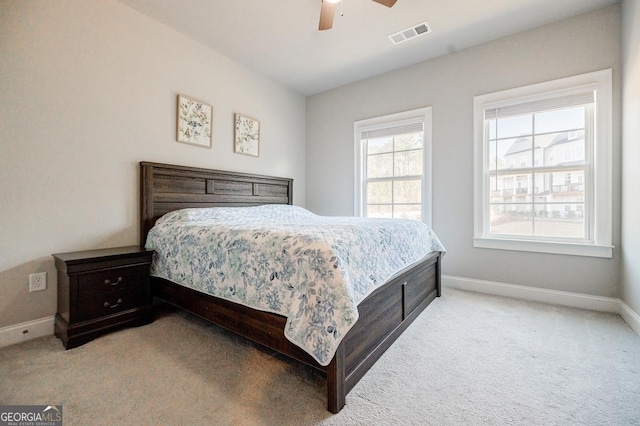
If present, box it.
[0,316,55,349]
[443,275,640,335]
[620,301,640,335]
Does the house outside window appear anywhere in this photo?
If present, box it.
[473,69,613,258]
[354,107,433,226]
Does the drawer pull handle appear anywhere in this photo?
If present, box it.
[104,277,123,286]
[104,299,123,309]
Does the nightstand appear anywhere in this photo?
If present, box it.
[52,246,154,349]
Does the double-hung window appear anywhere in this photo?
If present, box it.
[354,107,432,225]
[473,69,612,258]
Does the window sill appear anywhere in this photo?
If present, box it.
[473,237,613,258]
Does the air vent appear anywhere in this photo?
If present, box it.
[388,21,431,45]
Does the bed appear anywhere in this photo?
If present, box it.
[140,161,443,413]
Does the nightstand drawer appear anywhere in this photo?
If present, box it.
[78,265,149,298]
[78,287,141,322]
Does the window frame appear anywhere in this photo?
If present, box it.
[354,107,433,226]
[473,69,613,258]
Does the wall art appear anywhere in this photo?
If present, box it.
[234,113,260,156]
[176,94,212,148]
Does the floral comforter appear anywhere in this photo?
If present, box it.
[145,205,445,366]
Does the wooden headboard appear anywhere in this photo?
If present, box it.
[140,162,293,244]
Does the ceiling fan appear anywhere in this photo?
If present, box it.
[319,0,398,31]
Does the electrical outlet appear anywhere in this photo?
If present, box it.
[29,272,47,292]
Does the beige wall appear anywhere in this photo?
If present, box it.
[622,0,640,313]
[306,5,622,298]
[0,0,306,327]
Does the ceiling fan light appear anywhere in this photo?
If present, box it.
[325,0,341,3]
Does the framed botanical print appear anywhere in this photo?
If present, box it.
[176,94,212,148]
[234,113,260,157]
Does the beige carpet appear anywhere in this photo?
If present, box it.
[1,289,639,425]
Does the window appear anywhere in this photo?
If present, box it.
[473,69,612,258]
[354,107,432,225]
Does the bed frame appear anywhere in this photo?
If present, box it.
[140,161,441,413]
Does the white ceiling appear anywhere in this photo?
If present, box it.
[116,0,618,95]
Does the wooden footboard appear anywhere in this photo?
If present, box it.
[327,251,440,412]
[151,251,440,413]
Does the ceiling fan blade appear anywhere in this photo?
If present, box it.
[371,0,397,7]
[319,0,337,31]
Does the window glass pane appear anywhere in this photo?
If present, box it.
[367,137,393,154]
[394,149,422,177]
[394,204,421,220]
[514,174,532,196]
[367,153,393,178]
[532,172,550,197]
[534,106,585,134]
[493,137,532,171]
[534,204,585,238]
[367,204,392,218]
[533,133,556,166]
[394,133,423,151]
[540,131,585,166]
[491,174,533,204]
[367,181,392,204]
[393,180,421,204]
[535,171,585,199]
[496,114,533,139]
[489,204,533,236]
[490,175,503,203]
